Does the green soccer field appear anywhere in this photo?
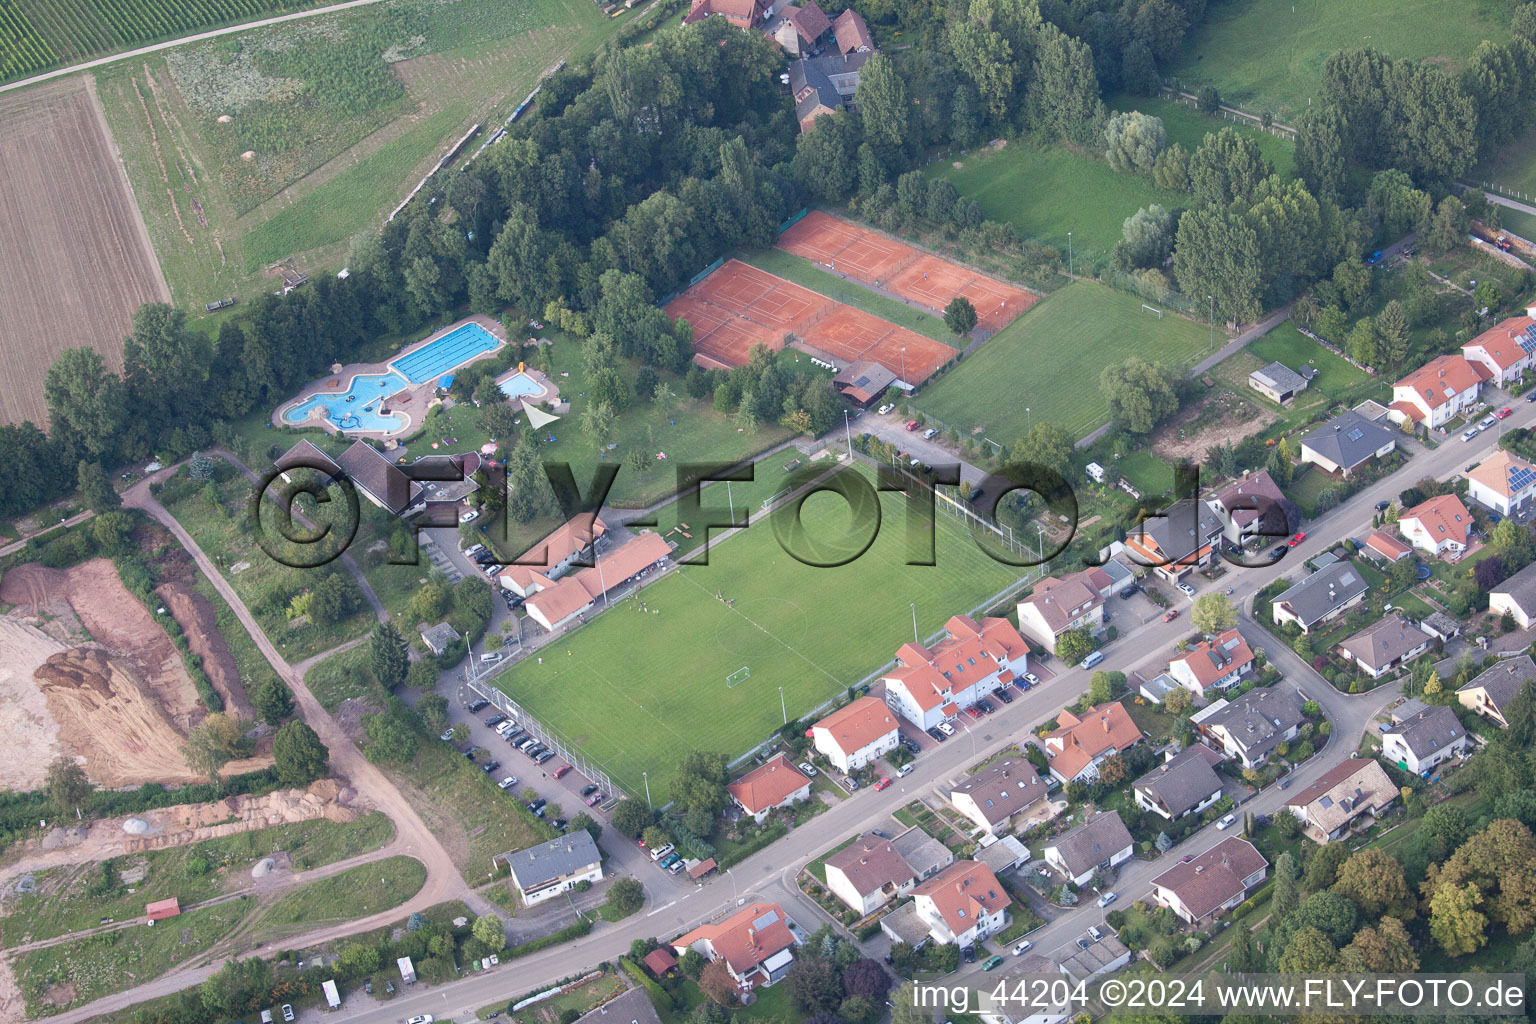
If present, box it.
[1167,0,1518,124]
[913,281,1221,444]
[489,467,1032,803]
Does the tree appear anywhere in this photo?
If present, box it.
[1197,83,1220,113]
[581,401,615,454]
[699,960,737,1006]
[1027,24,1106,146]
[1055,626,1096,664]
[1272,852,1300,922]
[1152,143,1190,191]
[1429,881,1488,956]
[1424,818,1536,936]
[76,460,119,514]
[1163,687,1192,716]
[1100,357,1179,434]
[1348,317,1378,367]
[679,947,707,979]
[369,622,410,690]
[855,54,909,161]
[1341,916,1418,973]
[46,756,90,816]
[1332,848,1411,919]
[45,347,128,461]
[417,692,449,734]
[604,875,644,916]
[788,954,843,1014]
[1173,204,1264,326]
[1088,670,1124,704]
[613,799,652,837]
[182,711,252,782]
[1155,831,1173,853]
[1188,127,1272,207]
[841,958,890,1002]
[362,696,420,764]
[251,678,295,727]
[943,297,978,336]
[1376,300,1408,369]
[308,573,358,626]
[1104,111,1166,174]
[273,720,329,786]
[1424,195,1470,252]
[1012,422,1073,472]
[1113,205,1176,270]
[410,579,450,623]
[1191,593,1237,635]
[673,750,730,814]
[338,942,382,977]
[570,812,601,842]
[472,913,504,949]
[1276,925,1336,972]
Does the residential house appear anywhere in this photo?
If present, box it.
[1123,499,1226,583]
[1365,530,1413,563]
[1381,705,1469,775]
[771,1,831,55]
[338,440,423,515]
[788,51,872,133]
[682,0,765,29]
[1208,470,1287,545]
[1166,628,1256,699]
[1388,354,1483,430]
[1299,409,1399,480]
[1336,613,1433,679]
[1398,494,1473,558]
[811,696,899,773]
[910,861,1012,946]
[419,622,460,656]
[881,615,1030,730]
[1249,362,1312,404]
[1466,450,1536,516]
[1285,757,1398,843]
[1015,568,1111,650]
[1057,936,1133,983]
[1150,837,1268,925]
[1132,746,1225,822]
[1044,812,1134,887]
[1042,702,1144,784]
[523,531,672,632]
[498,832,603,907]
[672,902,796,990]
[1193,687,1305,769]
[949,758,1048,835]
[1457,654,1536,728]
[1271,562,1370,633]
[1491,560,1536,628]
[1462,309,1536,386]
[576,988,663,1024]
[824,834,917,915]
[831,7,873,54]
[726,755,811,825]
[890,826,954,882]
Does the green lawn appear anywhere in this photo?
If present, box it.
[929,140,1188,264]
[490,464,1032,803]
[739,248,962,345]
[1497,205,1536,242]
[252,855,427,940]
[1248,324,1368,395]
[1116,449,1175,497]
[914,281,1220,442]
[1107,93,1296,181]
[1206,322,1383,434]
[1167,0,1519,124]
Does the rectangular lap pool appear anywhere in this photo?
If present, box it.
[391,322,501,383]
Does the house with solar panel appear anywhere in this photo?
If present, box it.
[1463,308,1536,387]
[1465,450,1536,516]
[1299,410,1399,479]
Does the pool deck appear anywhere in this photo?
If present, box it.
[272,314,508,442]
[493,365,562,412]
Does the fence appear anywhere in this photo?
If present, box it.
[1158,87,1297,139]
[777,207,810,235]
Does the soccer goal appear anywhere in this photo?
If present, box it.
[1141,304,1163,319]
[726,666,752,688]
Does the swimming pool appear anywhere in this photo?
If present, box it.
[391,322,501,383]
[282,370,409,432]
[499,372,545,399]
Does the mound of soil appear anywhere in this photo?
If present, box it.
[0,619,70,790]
[156,581,248,715]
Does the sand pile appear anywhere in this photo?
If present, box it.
[0,619,70,789]
[124,781,358,853]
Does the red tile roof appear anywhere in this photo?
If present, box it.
[1366,530,1412,562]
[1019,570,1106,634]
[502,516,608,591]
[813,696,898,758]
[911,861,1011,937]
[727,755,810,815]
[1464,314,1536,370]
[1395,355,1482,411]
[1212,470,1284,530]
[1169,628,1254,689]
[1400,493,1473,545]
[883,615,1029,711]
[644,948,678,976]
[1045,702,1143,780]
[684,0,764,25]
[832,7,874,53]
[674,902,794,977]
[146,897,181,921]
[784,1,831,43]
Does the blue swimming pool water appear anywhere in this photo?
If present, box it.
[391,322,500,383]
[499,372,544,399]
[283,371,409,432]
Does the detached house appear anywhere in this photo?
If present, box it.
[1285,757,1398,843]
[1132,746,1225,822]
[683,0,765,29]
[1044,812,1133,887]
[1462,309,1536,386]
[1336,613,1433,679]
[1193,687,1305,769]
[1015,568,1111,650]
[881,615,1030,731]
[498,832,603,907]
[911,861,1012,946]
[824,834,917,915]
[1491,560,1536,628]
[1466,450,1536,516]
[1381,704,1468,775]
[672,902,796,991]
[1123,499,1225,583]
[1457,654,1536,728]
[1151,837,1267,925]
[1388,354,1483,430]
[948,758,1047,835]
[1271,562,1370,633]
[1042,702,1144,784]
[811,696,899,773]
[1300,410,1399,479]
[727,755,811,825]
[771,1,831,54]
[1166,628,1256,699]
[1208,470,1287,545]
[1398,494,1473,558]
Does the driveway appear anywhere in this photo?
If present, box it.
[857,409,989,488]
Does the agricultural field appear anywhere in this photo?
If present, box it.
[0,76,169,426]
[490,464,1033,804]
[0,0,343,81]
[928,138,1187,266]
[96,0,632,312]
[914,281,1221,443]
[1106,92,1296,181]
[1167,0,1519,124]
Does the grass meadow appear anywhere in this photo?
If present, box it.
[1167,0,1519,123]
[914,281,1220,443]
[488,464,1032,803]
[928,139,1188,264]
[1106,93,1296,181]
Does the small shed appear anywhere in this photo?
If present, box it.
[145,897,180,923]
[421,622,461,656]
[686,857,718,880]
[397,956,417,984]
[643,947,678,977]
[323,979,341,1008]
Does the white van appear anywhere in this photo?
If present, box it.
[649,843,675,862]
[261,1012,274,1024]
[480,652,505,665]
[1079,650,1105,670]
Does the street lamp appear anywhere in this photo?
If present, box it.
[910,602,919,643]
[1026,407,1031,434]
[1067,232,1073,278]
[1209,294,1215,349]
[1035,523,1045,566]
[779,685,788,725]
[642,770,652,811]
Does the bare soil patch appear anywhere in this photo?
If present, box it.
[0,77,169,427]
[1152,392,1276,464]
[155,581,249,716]
[0,621,71,791]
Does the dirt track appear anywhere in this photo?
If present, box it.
[0,76,169,427]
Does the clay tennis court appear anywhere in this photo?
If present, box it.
[778,211,1035,333]
[666,258,954,383]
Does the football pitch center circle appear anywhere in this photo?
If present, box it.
[711,597,811,659]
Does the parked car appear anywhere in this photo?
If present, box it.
[875,777,893,791]
[798,762,819,777]
[534,750,555,764]
[467,699,490,713]
[1163,609,1179,622]
[581,784,599,797]
[1097,892,1118,908]
[1288,531,1306,547]
[480,652,505,664]
[962,946,977,964]
[1024,672,1040,685]
[927,726,947,743]
[1216,813,1237,830]
[922,427,939,440]
[1367,250,1383,264]
[994,689,1013,704]
[1498,407,1514,418]
[481,760,501,774]
[1012,940,1033,956]
[1088,925,1104,942]
[982,955,1004,971]
[905,419,920,431]
[1480,415,1498,429]
[552,818,568,831]
[439,727,456,742]
[977,699,995,714]
[668,859,685,874]
[897,763,915,777]
[552,765,572,780]
[1176,582,1196,596]
[407,1015,435,1024]
[460,509,479,524]
[1527,391,1536,403]
[498,776,519,790]
[936,721,955,736]
[1375,501,1391,511]
[877,403,894,415]
[1181,853,1195,863]
[282,1007,295,1023]
[484,713,507,727]
[1464,426,1482,441]
[1076,937,1090,950]
[965,706,982,719]
[586,792,604,806]
[529,798,547,812]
